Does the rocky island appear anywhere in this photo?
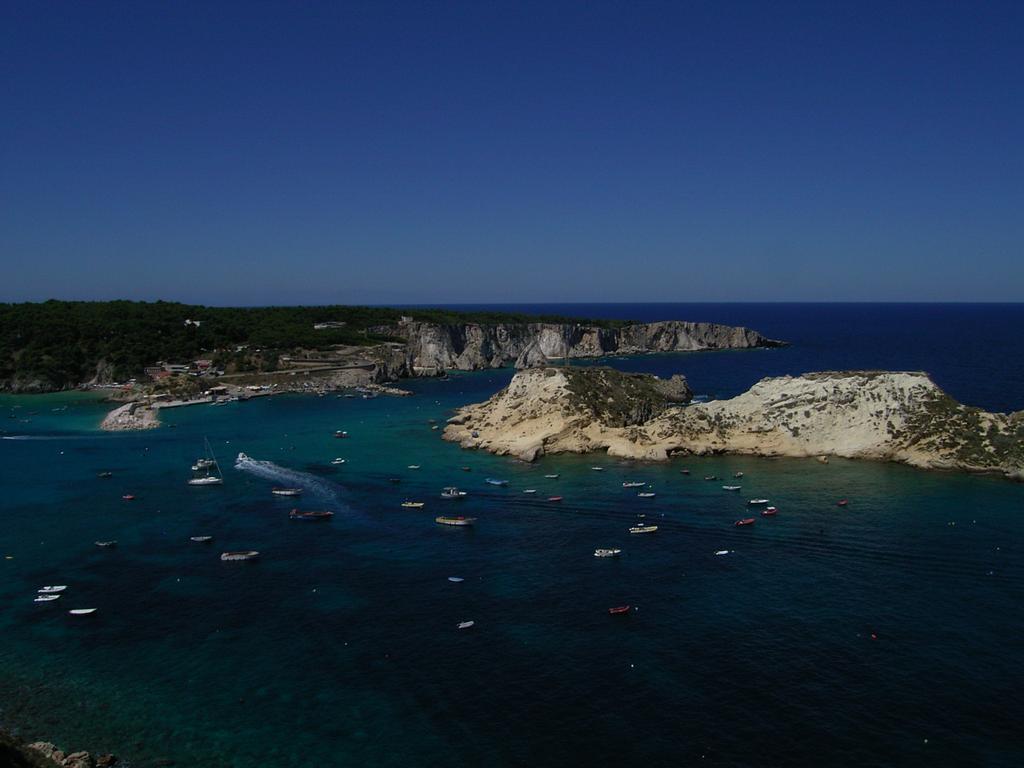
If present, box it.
[444,367,1024,479]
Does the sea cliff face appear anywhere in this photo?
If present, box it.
[375,320,782,376]
[443,368,1024,477]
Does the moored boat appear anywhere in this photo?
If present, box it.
[331,458,346,465]
[608,605,631,615]
[94,540,117,548]
[457,620,475,629]
[622,481,646,488]
[594,548,621,558]
[441,487,467,499]
[190,535,214,542]
[591,466,604,472]
[714,549,731,556]
[680,469,691,475]
[38,585,66,593]
[34,594,61,602]
[408,465,421,470]
[484,478,508,486]
[122,494,136,500]
[761,506,778,517]
[187,475,223,486]
[334,430,349,438]
[220,551,260,561]
[837,499,849,507]
[523,489,537,494]
[401,501,425,509]
[435,516,476,526]
[271,487,303,497]
[722,485,741,491]
[68,608,97,615]
[289,509,333,521]
[637,492,656,498]
[97,471,112,479]
[734,471,744,478]
[547,496,563,502]
[735,518,756,526]
[544,474,559,479]
[747,498,770,506]
[629,525,658,534]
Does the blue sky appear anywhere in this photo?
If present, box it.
[1,1,1022,304]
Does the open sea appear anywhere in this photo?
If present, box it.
[1,303,1022,767]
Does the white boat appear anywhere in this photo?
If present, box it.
[435,516,476,526]
[190,535,214,542]
[523,489,537,494]
[271,487,303,497]
[401,501,425,509]
[484,478,508,486]
[544,474,559,479]
[747,499,770,506]
[591,467,604,472]
[408,465,421,470]
[637,492,656,498]
[715,550,731,556]
[440,487,467,499]
[594,548,622,558]
[331,458,346,465]
[94,540,118,548]
[68,608,97,615]
[188,475,224,486]
[189,438,224,486]
[38,585,67,593]
[722,485,742,491]
[34,594,61,602]
[448,577,465,583]
[622,481,646,488]
[734,472,744,478]
[457,620,475,629]
[220,551,260,561]
[629,525,659,534]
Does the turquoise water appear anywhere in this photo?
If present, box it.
[3,326,1024,764]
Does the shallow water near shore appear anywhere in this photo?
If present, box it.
[2,304,1024,766]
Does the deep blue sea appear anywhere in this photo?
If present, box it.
[1,304,1022,767]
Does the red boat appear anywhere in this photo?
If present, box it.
[548,496,563,502]
[735,517,756,526]
[608,605,631,615]
[122,494,135,501]
[761,507,778,517]
[837,499,849,507]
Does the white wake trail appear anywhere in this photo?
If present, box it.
[233,452,343,505]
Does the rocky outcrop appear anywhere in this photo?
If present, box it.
[100,401,160,431]
[24,742,113,768]
[444,367,1024,477]
[376,320,782,376]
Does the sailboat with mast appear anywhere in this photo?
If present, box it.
[188,437,224,486]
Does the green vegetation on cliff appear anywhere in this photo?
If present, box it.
[0,301,629,391]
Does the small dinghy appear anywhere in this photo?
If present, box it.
[594,548,621,558]
[747,499,770,506]
[591,466,604,472]
[608,605,631,615]
[94,540,117,548]
[97,471,113,479]
[38,585,67,593]
[735,518,756,527]
[289,509,333,521]
[761,506,778,517]
[629,525,658,534]
[122,494,136,500]
[190,535,214,543]
[34,594,61,602]
[722,485,741,491]
[331,458,346,465]
[272,487,303,497]
[401,501,425,509]
[622,481,647,488]
[544,474,559,479]
[435,516,476,526]
[485,478,508,486]
[460,466,472,472]
[547,496,563,502]
[680,469,691,475]
[220,551,260,561]
[448,577,465,583]
[68,608,97,615]
[457,620,475,629]
[334,430,349,439]
[637,492,656,498]
[703,475,718,481]
[408,465,421,470]
[837,499,849,507]
[523,489,537,494]
[441,487,467,499]
[734,471,744,478]
[714,550,731,556]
